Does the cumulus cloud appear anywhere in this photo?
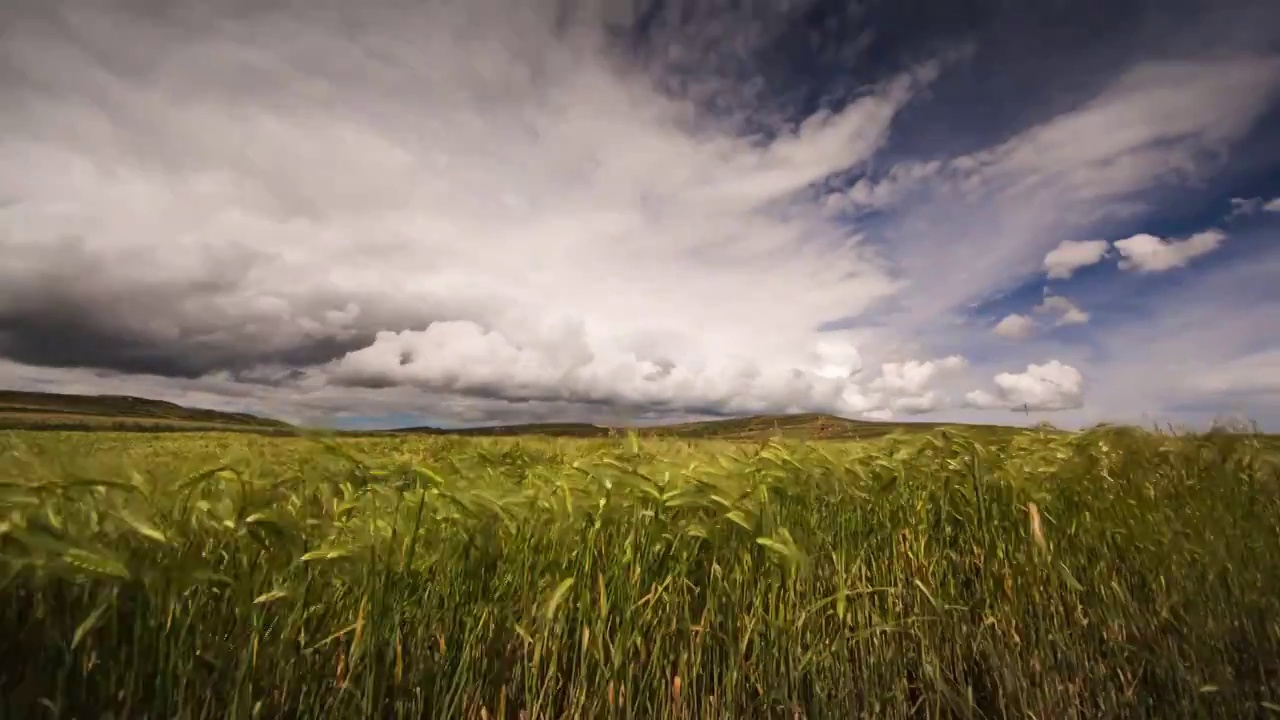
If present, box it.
[333,327,967,417]
[864,356,966,415]
[1034,294,1089,326]
[993,314,1035,340]
[965,360,1085,411]
[1113,229,1227,273]
[1043,239,1110,280]
[810,341,865,380]
[870,356,964,394]
[989,295,1085,345]
[890,392,944,415]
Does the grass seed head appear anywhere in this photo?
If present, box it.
[1027,501,1046,551]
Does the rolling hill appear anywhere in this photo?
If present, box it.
[0,390,293,432]
[392,412,1025,441]
[0,389,1025,440]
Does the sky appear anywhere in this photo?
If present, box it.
[1,0,1279,431]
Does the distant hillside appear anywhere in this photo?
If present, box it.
[0,390,292,432]
[396,421,614,438]
[393,412,1023,441]
[0,389,1026,440]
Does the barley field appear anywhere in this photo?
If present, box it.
[1,427,1278,719]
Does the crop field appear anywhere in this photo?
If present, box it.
[1,427,1278,719]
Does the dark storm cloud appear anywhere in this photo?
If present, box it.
[0,230,380,376]
[0,310,372,379]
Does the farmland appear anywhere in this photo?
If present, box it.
[1,426,1278,718]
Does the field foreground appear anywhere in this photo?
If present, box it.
[1,428,1278,718]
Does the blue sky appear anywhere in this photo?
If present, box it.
[0,0,1277,430]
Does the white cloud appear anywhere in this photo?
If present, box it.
[1266,198,1280,212]
[965,360,1085,411]
[870,356,964,394]
[1113,229,1227,273]
[811,341,864,380]
[1043,239,1110,279]
[993,313,1035,339]
[329,324,968,417]
[987,296,1085,347]
[1034,294,1089,326]
[855,356,966,415]
[891,391,942,415]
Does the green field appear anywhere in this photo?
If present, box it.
[1,426,1278,718]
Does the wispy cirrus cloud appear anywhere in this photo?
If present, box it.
[866,55,1280,322]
